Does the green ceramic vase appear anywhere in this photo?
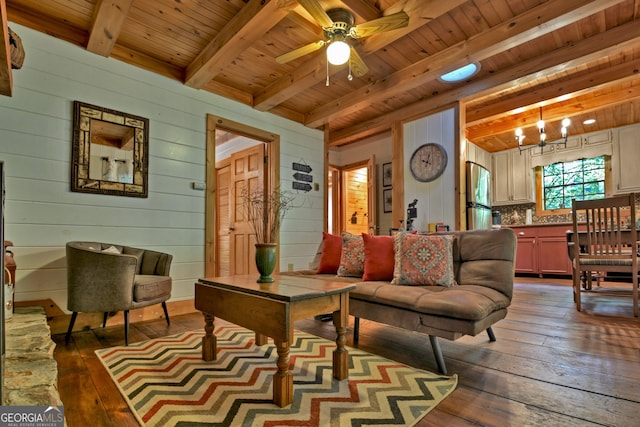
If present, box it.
[255,243,277,283]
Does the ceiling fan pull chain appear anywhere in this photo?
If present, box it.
[326,60,330,86]
[348,60,353,81]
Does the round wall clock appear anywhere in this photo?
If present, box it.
[409,143,448,182]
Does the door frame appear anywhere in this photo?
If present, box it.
[331,159,376,235]
[205,114,280,277]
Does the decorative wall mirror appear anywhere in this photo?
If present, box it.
[71,101,149,197]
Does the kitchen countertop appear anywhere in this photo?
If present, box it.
[503,223,573,228]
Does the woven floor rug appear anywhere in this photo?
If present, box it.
[95,325,457,427]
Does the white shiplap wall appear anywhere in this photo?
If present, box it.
[403,109,456,231]
[0,24,324,310]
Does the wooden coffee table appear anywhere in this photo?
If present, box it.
[194,274,355,407]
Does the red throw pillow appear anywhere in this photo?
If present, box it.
[316,232,342,274]
[362,233,394,281]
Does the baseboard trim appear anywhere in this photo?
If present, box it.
[17,298,198,335]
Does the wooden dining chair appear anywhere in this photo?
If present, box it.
[571,193,638,317]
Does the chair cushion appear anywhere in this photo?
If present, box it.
[350,282,509,321]
[133,275,171,302]
[579,258,633,266]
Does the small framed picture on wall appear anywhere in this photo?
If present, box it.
[383,188,392,213]
[382,162,392,187]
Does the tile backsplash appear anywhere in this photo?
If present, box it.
[493,194,640,226]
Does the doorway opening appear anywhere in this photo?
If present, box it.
[328,156,377,235]
[344,166,369,235]
[205,115,280,277]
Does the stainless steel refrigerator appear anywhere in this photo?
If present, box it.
[466,161,492,229]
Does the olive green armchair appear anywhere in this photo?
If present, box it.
[65,241,172,345]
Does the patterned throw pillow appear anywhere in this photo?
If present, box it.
[391,233,455,287]
[337,232,365,277]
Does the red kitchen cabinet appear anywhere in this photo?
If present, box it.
[511,225,573,276]
[513,228,536,274]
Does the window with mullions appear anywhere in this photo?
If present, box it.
[543,157,605,210]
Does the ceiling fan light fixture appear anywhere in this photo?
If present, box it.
[327,40,350,65]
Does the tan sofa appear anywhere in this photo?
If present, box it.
[283,228,516,374]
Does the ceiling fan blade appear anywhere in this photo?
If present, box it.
[349,47,368,77]
[297,0,334,28]
[275,40,326,64]
[351,11,409,38]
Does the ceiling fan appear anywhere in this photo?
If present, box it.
[276,0,409,80]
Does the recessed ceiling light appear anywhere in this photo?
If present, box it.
[439,63,480,82]
[583,119,596,125]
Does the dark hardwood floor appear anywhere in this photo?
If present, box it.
[52,277,640,426]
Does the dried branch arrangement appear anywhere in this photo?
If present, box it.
[242,186,296,244]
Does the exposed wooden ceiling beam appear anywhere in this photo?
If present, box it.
[203,80,254,106]
[305,0,625,129]
[252,0,464,111]
[110,44,184,82]
[357,0,467,56]
[185,0,296,89]
[469,81,640,140]
[7,4,86,48]
[328,18,640,147]
[201,79,306,124]
[467,58,640,135]
[340,0,380,21]
[86,0,133,57]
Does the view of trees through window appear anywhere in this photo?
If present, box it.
[543,156,605,210]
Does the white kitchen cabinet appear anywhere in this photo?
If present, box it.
[583,129,612,147]
[528,136,581,157]
[466,140,491,170]
[612,124,640,194]
[491,148,535,205]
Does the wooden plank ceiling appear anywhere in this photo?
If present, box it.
[5,0,640,153]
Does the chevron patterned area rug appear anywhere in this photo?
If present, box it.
[96,325,457,427]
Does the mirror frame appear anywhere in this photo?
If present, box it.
[71,101,149,198]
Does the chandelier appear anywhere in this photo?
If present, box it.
[515,107,571,153]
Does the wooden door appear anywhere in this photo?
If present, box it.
[367,155,377,234]
[328,166,340,235]
[215,163,231,276]
[229,144,265,275]
[206,114,280,278]
[343,166,368,236]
